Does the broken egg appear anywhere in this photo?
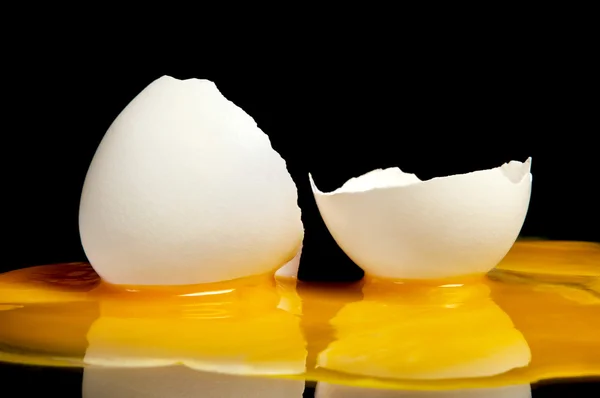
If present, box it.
[79,76,303,285]
[310,159,532,280]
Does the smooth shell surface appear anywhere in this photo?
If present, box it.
[310,159,532,279]
[79,76,303,285]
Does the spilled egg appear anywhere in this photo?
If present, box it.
[316,281,532,380]
[310,159,532,280]
[79,76,303,286]
[83,280,307,375]
[0,240,599,388]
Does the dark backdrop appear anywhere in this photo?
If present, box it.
[0,17,598,398]
[2,56,597,281]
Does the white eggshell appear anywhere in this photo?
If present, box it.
[315,383,531,398]
[79,76,303,285]
[310,159,532,280]
[82,366,305,398]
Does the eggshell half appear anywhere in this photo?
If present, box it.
[79,76,303,285]
[310,159,532,280]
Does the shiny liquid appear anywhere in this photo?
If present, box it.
[0,240,598,391]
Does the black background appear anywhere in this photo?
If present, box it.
[0,15,598,398]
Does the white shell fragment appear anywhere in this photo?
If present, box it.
[310,159,532,280]
[79,76,303,285]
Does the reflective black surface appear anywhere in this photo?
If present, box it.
[2,27,597,398]
[2,363,599,397]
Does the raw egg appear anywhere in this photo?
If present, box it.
[79,76,303,286]
[310,159,532,280]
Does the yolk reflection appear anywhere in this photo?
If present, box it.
[0,240,598,390]
[312,279,531,384]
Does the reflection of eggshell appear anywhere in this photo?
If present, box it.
[79,76,303,285]
[310,159,532,279]
[317,283,531,380]
[82,366,305,398]
[315,383,531,398]
[83,283,307,375]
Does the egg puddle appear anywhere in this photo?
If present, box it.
[0,240,598,390]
